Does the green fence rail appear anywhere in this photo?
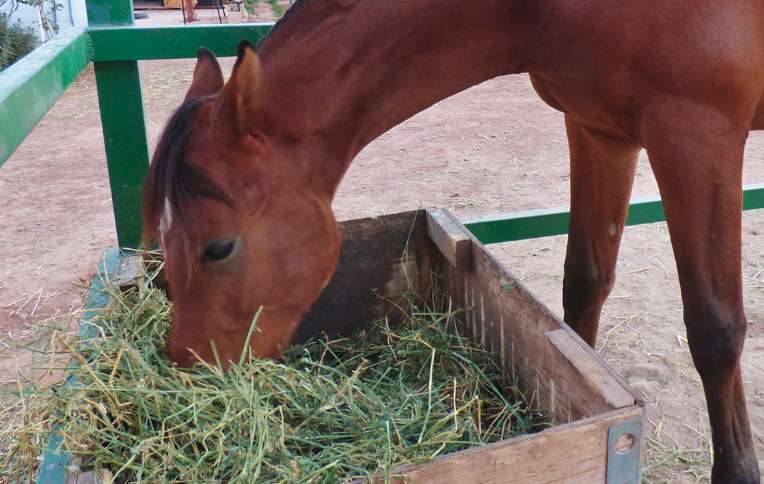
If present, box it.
[0,28,89,165]
[465,183,764,243]
[89,24,273,61]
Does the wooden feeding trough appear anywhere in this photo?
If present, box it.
[41,209,644,483]
[298,208,644,483]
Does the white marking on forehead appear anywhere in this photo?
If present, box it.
[159,197,173,242]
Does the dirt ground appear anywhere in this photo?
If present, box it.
[1,7,763,482]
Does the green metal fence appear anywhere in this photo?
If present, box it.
[0,11,272,249]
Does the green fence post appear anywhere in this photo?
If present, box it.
[89,0,149,248]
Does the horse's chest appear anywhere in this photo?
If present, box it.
[528,73,638,140]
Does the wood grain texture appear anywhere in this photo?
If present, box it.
[432,210,638,423]
[426,208,472,269]
[295,211,436,342]
[391,407,644,483]
[545,329,635,410]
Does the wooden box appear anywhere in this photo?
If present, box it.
[41,209,643,483]
[297,209,645,483]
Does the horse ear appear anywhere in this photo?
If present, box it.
[216,41,263,132]
[184,48,224,102]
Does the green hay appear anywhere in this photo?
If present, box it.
[2,272,541,483]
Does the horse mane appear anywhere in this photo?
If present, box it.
[141,98,231,246]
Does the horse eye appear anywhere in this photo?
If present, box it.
[201,239,236,263]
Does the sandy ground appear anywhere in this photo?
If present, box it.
[1,5,763,482]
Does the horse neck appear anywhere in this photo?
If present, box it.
[258,0,539,197]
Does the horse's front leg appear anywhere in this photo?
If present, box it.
[643,110,759,483]
[562,115,640,346]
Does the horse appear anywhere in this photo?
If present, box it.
[141,0,763,481]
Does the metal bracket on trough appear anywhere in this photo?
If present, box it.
[425,209,473,269]
[606,417,643,484]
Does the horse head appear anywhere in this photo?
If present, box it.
[142,43,340,367]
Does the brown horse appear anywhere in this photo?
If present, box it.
[142,0,763,481]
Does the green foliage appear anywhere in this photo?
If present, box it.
[242,0,256,16]
[241,0,285,18]
[0,13,39,70]
[266,0,284,17]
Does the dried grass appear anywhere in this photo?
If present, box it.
[1,268,540,482]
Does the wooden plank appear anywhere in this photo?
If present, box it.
[426,208,472,269]
[546,329,635,410]
[391,406,643,483]
[435,212,638,422]
[295,211,436,342]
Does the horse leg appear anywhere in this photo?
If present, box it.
[644,116,759,483]
[562,115,640,346]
